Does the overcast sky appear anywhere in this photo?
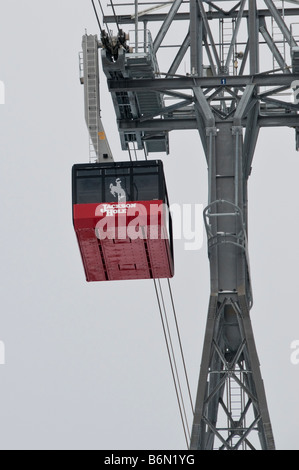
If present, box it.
[0,0,298,450]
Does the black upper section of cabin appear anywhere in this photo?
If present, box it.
[72,160,169,205]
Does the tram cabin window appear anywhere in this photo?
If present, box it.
[72,161,165,205]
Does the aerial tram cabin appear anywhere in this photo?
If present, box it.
[72,160,174,282]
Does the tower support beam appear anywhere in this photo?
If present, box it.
[189,85,276,448]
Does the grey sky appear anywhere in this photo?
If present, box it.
[0,0,298,450]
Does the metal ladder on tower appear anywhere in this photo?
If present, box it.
[227,370,245,449]
[219,18,235,75]
[271,0,287,71]
[81,34,113,163]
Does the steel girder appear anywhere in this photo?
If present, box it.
[189,105,274,448]
[190,294,275,450]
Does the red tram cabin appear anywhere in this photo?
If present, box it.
[72,160,174,281]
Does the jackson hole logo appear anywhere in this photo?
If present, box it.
[110,178,126,202]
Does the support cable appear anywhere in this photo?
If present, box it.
[127,144,133,161]
[157,279,191,441]
[110,0,121,33]
[125,145,193,448]
[98,1,113,40]
[91,0,104,32]
[153,279,190,448]
[167,279,194,415]
[132,141,138,161]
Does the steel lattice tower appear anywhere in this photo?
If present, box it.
[83,0,299,450]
